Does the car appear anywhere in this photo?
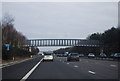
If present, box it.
[56,54,61,57]
[57,54,65,57]
[99,53,107,58]
[114,53,120,59]
[78,54,84,57]
[43,52,54,61]
[109,53,115,58]
[88,53,95,58]
[67,53,80,61]
[63,53,68,57]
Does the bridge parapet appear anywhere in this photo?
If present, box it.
[25,39,103,47]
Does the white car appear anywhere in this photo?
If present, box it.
[43,52,54,61]
[88,53,95,58]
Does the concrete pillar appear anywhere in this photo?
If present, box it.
[33,40,35,46]
[70,40,72,46]
[44,40,46,46]
[41,40,43,46]
[42,40,44,46]
[40,40,42,46]
[67,40,69,46]
[59,40,61,46]
[65,40,67,46]
[46,40,48,46]
[29,40,31,46]
[35,40,36,46]
[32,40,34,46]
[43,40,45,46]
[27,40,29,46]
[78,40,80,46]
[72,40,74,46]
[50,40,52,46]
[75,40,77,46]
[62,40,64,46]
[39,40,41,46]
[38,40,40,46]
[54,40,55,46]
[29,47,32,52]
[47,40,49,46]
[54,40,56,46]
[56,40,58,46]
[37,40,39,46]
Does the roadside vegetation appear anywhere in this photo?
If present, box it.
[54,27,120,56]
[2,14,39,61]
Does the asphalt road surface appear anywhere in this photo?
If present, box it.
[2,56,119,81]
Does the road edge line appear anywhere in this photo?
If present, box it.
[20,58,43,81]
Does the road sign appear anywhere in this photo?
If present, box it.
[5,44,10,51]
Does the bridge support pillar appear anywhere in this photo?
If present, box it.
[29,47,32,52]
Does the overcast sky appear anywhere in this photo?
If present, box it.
[1,2,118,51]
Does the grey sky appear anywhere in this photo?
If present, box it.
[2,2,118,51]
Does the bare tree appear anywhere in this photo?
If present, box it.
[2,13,27,48]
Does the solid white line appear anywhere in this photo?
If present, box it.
[88,71,96,74]
[20,58,43,81]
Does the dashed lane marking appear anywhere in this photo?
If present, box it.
[88,71,96,75]
[110,64,117,67]
[74,65,78,68]
[67,63,69,64]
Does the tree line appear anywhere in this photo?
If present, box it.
[87,27,120,48]
[2,14,39,60]
[54,27,120,56]
[2,15,27,48]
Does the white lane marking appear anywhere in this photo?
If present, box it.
[20,58,43,81]
[88,71,96,75]
[110,64,117,67]
[74,65,78,68]
[67,63,69,64]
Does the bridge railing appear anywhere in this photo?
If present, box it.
[24,39,103,47]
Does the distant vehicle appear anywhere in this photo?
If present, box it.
[56,54,63,57]
[99,53,107,58]
[114,53,120,59]
[88,53,95,58]
[67,53,80,61]
[78,54,84,57]
[63,53,68,57]
[109,53,115,58]
[43,52,54,61]
[38,52,44,56]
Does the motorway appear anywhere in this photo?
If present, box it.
[2,55,119,81]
